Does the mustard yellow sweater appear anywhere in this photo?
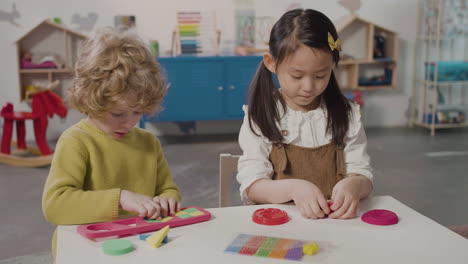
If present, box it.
[42,120,181,255]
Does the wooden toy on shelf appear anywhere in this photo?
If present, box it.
[171,11,221,56]
[233,15,274,56]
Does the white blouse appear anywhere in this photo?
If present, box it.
[236,100,373,204]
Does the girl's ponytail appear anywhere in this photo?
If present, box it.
[323,72,351,146]
[247,62,285,144]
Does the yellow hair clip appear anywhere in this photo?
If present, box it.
[328,32,341,51]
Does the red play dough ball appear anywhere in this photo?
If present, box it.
[252,208,289,225]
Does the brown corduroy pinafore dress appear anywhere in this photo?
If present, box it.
[269,142,346,199]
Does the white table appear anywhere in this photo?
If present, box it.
[57,196,468,263]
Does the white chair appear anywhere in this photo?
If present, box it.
[218,153,240,207]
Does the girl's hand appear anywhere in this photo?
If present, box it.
[119,190,161,219]
[153,196,181,217]
[329,176,362,219]
[290,180,330,219]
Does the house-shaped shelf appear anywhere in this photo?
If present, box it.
[16,19,87,100]
[334,15,398,90]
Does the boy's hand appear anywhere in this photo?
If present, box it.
[153,196,181,217]
[329,176,362,219]
[290,180,330,219]
[119,190,161,219]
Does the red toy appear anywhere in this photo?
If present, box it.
[0,89,67,166]
[352,90,364,108]
[252,208,289,225]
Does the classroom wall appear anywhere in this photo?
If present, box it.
[0,0,418,140]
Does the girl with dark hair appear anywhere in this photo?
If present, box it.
[236,9,373,220]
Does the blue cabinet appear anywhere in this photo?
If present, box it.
[224,58,262,117]
[140,56,262,127]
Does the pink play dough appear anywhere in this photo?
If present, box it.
[361,209,398,226]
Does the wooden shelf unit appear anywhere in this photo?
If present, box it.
[410,0,468,136]
[16,19,87,100]
[334,15,398,91]
[413,121,468,129]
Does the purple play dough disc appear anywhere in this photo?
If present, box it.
[361,209,398,225]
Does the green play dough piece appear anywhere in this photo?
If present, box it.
[102,239,134,255]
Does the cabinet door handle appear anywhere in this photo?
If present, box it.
[229,85,235,90]
[217,86,223,91]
